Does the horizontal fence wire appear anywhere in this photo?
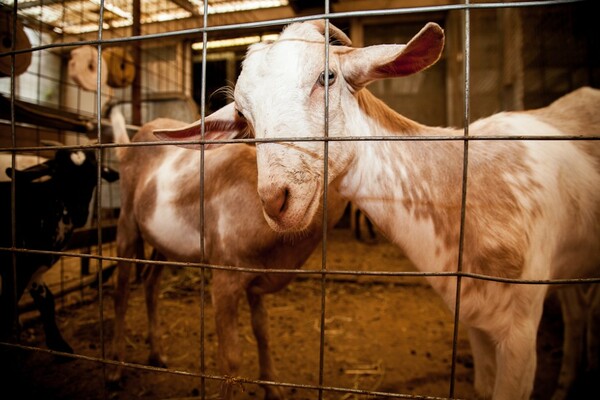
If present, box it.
[2,133,600,155]
[2,246,600,286]
[0,0,596,399]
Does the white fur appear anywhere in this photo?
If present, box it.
[69,151,86,166]
[146,152,202,259]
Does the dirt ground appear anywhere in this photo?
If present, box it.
[0,227,583,400]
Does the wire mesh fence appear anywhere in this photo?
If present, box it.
[1,1,598,399]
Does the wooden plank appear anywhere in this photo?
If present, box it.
[0,122,94,150]
[334,0,453,12]
[0,95,95,135]
[170,0,199,16]
[132,0,142,126]
[70,1,455,43]
[65,223,118,250]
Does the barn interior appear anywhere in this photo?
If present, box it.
[1,1,598,399]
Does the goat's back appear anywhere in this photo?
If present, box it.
[462,87,600,281]
[528,86,600,137]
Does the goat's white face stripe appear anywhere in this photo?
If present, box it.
[70,151,86,166]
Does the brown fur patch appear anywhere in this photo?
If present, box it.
[356,89,423,134]
[460,142,540,280]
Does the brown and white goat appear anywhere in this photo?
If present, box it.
[108,107,346,400]
[156,21,600,400]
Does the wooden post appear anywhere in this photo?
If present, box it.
[500,8,524,111]
[131,0,142,126]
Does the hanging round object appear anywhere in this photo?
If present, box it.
[0,10,33,77]
[104,47,135,88]
[68,45,108,92]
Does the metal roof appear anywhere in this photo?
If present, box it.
[1,0,288,35]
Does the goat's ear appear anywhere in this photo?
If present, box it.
[153,102,248,150]
[6,161,53,182]
[340,22,444,90]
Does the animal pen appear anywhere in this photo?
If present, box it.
[0,0,598,399]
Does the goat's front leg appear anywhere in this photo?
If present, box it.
[468,327,496,399]
[553,286,586,400]
[492,292,545,400]
[493,324,538,400]
[144,250,166,368]
[212,271,244,400]
[247,290,285,400]
[108,218,144,385]
[107,257,133,385]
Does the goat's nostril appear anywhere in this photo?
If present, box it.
[280,188,289,213]
[261,186,288,219]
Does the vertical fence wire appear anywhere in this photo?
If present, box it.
[94,2,107,397]
[0,1,596,399]
[8,0,18,344]
[199,2,210,398]
[318,6,332,400]
[449,1,471,397]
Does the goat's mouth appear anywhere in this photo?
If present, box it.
[261,181,322,233]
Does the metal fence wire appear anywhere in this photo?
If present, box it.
[1,0,599,399]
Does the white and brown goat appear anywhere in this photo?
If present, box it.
[157,21,600,400]
[108,107,346,400]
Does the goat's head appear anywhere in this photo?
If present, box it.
[7,148,119,227]
[156,20,444,232]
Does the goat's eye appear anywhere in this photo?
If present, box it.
[236,109,246,119]
[318,70,336,87]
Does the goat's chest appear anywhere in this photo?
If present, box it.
[133,170,201,261]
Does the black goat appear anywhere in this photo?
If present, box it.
[0,148,118,353]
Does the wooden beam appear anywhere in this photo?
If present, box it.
[64,224,117,250]
[15,0,72,9]
[69,6,295,43]
[64,0,455,43]
[333,0,454,12]
[131,0,142,126]
[170,0,199,16]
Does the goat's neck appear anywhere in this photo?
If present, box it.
[339,89,464,274]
